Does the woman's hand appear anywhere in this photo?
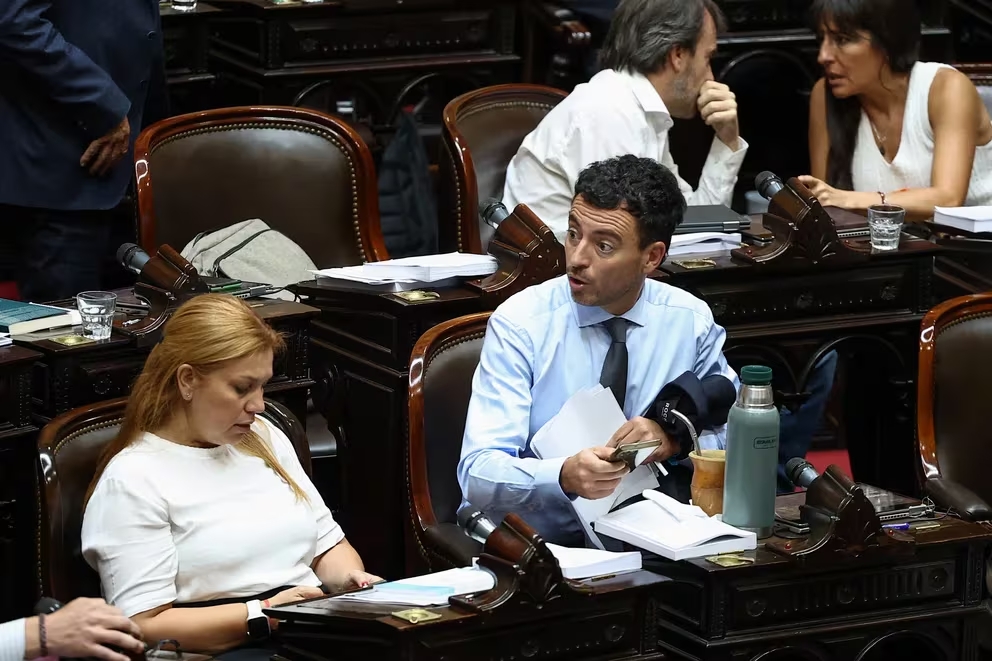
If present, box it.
[341,570,384,590]
[797,175,852,208]
[268,585,324,607]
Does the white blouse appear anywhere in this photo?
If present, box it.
[82,417,344,617]
[852,61,992,207]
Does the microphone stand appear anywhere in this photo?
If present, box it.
[114,245,207,347]
[467,203,565,306]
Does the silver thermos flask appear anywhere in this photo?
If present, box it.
[722,365,779,538]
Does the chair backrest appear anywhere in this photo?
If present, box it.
[37,398,311,604]
[133,106,388,269]
[438,85,567,254]
[917,294,992,503]
[957,64,992,115]
[408,313,491,564]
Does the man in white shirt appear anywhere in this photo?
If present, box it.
[503,0,747,239]
[0,597,143,661]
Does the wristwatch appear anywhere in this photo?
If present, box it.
[245,599,270,641]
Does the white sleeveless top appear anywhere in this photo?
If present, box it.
[852,61,992,206]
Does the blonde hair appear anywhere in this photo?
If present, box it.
[85,294,307,505]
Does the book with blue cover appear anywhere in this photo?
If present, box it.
[0,299,80,335]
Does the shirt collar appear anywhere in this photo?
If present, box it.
[614,68,672,122]
[572,281,650,329]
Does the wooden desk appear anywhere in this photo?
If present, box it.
[271,570,667,661]
[293,233,987,580]
[14,297,317,425]
[649,516,991,659]
[0,346,42,622]
[269,516,991,660]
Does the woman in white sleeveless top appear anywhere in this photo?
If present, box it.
[798,0,992,219]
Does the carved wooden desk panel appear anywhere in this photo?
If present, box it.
[649,517,991,660]
[14,298,316,425]
[271,570,667,661]
[0,346,42,622]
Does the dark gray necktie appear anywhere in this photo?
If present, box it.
[599,317,630,408]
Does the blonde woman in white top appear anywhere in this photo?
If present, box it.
[81,295,380,659]
[798,0,992,219]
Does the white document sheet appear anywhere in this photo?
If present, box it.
[529,385,661,549]
[330,567,495,607]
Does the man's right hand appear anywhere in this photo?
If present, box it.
[80,116,131,177]
[559,446,629,500]
[37,597,144,661]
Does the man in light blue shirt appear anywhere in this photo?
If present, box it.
[458,155,739,546]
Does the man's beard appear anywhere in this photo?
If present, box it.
[671,71,698,119]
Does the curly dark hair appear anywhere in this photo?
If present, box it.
[573,155,686,249]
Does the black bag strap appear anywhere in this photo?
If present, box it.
[211,228,273,277]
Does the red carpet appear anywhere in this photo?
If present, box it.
[806,449,852,478]
[0,282,18,301]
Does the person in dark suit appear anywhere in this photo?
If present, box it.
[0,0,165,302]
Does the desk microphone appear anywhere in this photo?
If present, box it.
[479,199,511,230]
[457,508,498,544]
[786,457,820,489]
[117,243,151,275]
[755,171,785,201]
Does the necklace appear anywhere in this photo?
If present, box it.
[869,120,886,156]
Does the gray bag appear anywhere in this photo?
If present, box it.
[181,219,317,293]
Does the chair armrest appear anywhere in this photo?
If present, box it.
[925,478,992,521]
[526,2,592,48]
[423,522,483,568]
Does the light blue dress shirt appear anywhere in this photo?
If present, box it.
[457,275,739,545]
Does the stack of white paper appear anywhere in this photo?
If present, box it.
[934,206,992,233]
[330,567,495,607]
[594,490,756,560]
[0,333,10,348]
[546,543,642,580]
[668,232,742,256]
[312,252,498,285]
[531,385,661,549]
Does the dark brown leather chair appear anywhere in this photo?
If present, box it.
[916,294,992,521]
[408,312,491,572]
[957,64,992,115]
[133,106,388,268]
[37,397,312,604]
[438,85,567,254]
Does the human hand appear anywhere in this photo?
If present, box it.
[698,80,739,150]
[797,175,854,209]
[560,446,629,500]
[80,116,131,177]
[607,417,678,465]
[268,585,325,607]
[40,597,144,661]
[340,569,384,590]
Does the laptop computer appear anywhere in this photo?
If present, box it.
[775,485,932,534]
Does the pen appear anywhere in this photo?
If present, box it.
[882,522,911,531]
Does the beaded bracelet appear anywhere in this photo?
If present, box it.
[38,614,48,658]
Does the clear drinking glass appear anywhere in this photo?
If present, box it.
[867,204,906,251]
[170,0,197,12]
[76,291,117,340]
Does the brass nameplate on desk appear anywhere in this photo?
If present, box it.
[705,553,755,568]
[50,334,97,347]
[671,258,717,270]
[390,608,442,624]
[393,290,441,303]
